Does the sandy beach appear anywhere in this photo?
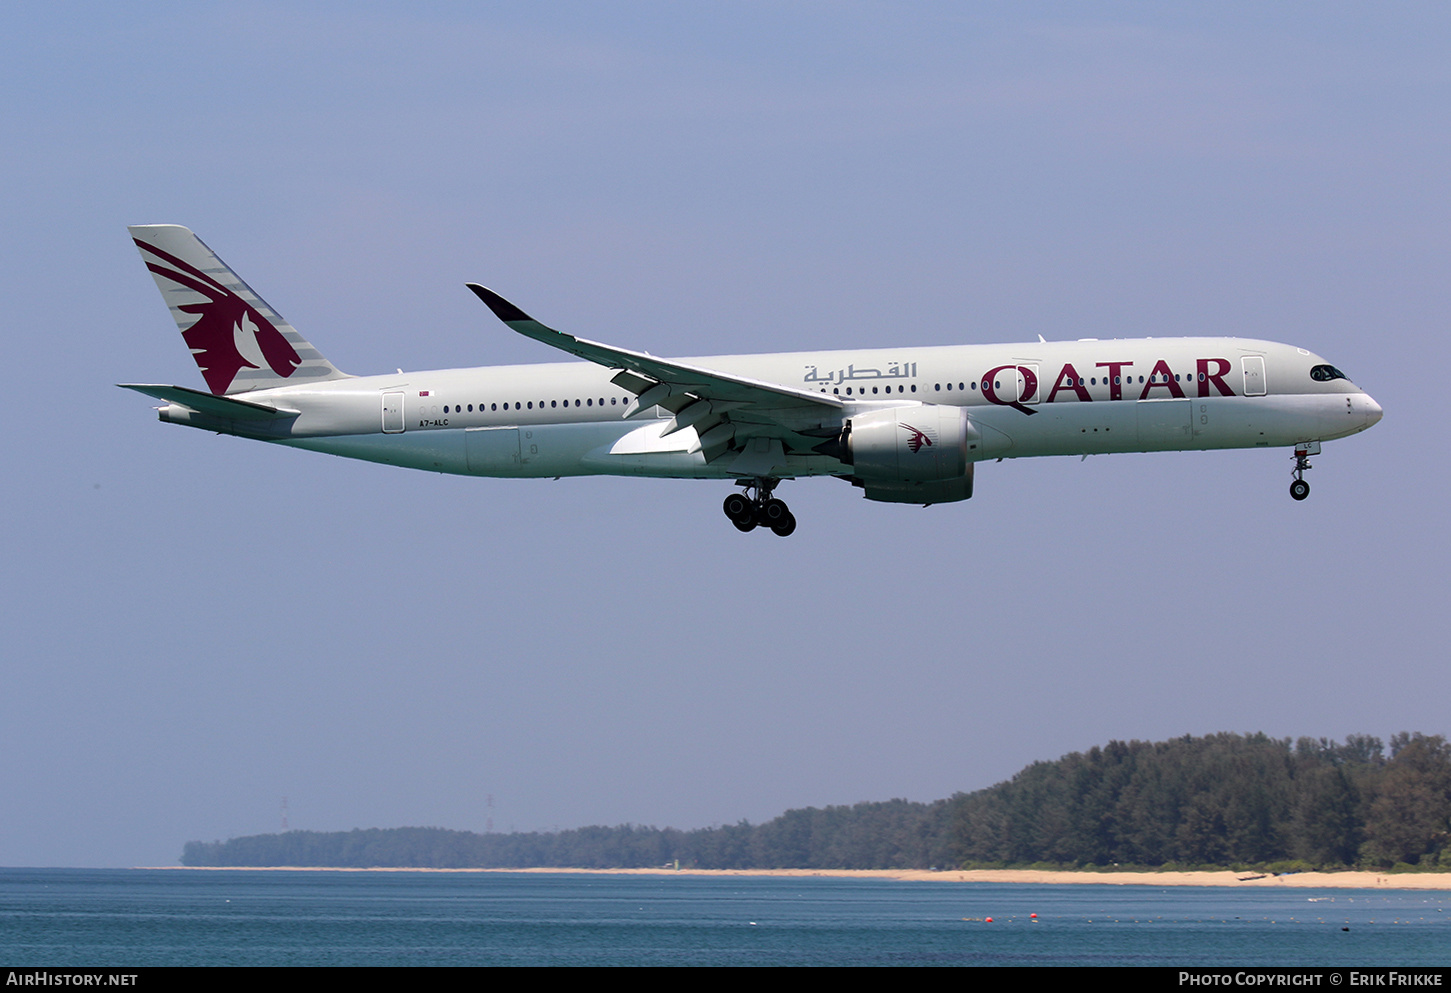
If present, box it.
[141,866,1451,889]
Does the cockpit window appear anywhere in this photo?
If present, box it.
[1310,364,1347,382]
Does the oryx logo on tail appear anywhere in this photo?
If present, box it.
[134,237,300,395]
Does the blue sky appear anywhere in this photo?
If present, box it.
[2,2,1447,866]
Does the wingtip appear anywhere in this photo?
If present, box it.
[467,283,534,324]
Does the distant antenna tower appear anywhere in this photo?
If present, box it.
[486,794,494,834]
[280,796,289,832]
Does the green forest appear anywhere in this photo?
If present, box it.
[182,732,1451,872]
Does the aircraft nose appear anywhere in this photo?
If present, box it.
[1363,394,1383,428]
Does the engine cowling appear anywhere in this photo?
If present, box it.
[832,405,981,504]
[853,471,974,504]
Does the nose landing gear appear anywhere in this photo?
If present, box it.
[722,478,796,536]
[1290,441,1320,501]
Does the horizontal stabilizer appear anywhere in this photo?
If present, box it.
[117,384,298,420]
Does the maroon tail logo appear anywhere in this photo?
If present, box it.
[902,424,934,454]
[135,237,300,395]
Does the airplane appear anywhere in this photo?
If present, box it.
[122,224,1382,536]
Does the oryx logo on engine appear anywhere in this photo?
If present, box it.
[902,423,934,454]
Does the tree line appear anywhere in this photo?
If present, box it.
[182,732,1451,871]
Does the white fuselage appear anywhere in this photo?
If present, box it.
[156,336,1382,482]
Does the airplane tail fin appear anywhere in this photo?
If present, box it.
[129,225,348,395]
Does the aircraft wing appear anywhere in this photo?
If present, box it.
[468,284,845,468]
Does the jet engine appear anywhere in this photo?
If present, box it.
[821,404,981,504]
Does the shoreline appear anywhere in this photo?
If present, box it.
[135,866,1451,889]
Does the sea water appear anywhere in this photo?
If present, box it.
[0,869,1446,967]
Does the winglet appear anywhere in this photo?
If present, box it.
[467,284,536,326]
[468,283,593,356]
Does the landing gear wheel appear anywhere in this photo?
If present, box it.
[722,478,796,536]
[760,498,790,526]
[1290,479,1310,501]
[723,493,753,524]
[770,513,797,537]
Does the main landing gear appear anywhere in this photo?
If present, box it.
[722,478,796,537]
[1290,441,1320,501]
